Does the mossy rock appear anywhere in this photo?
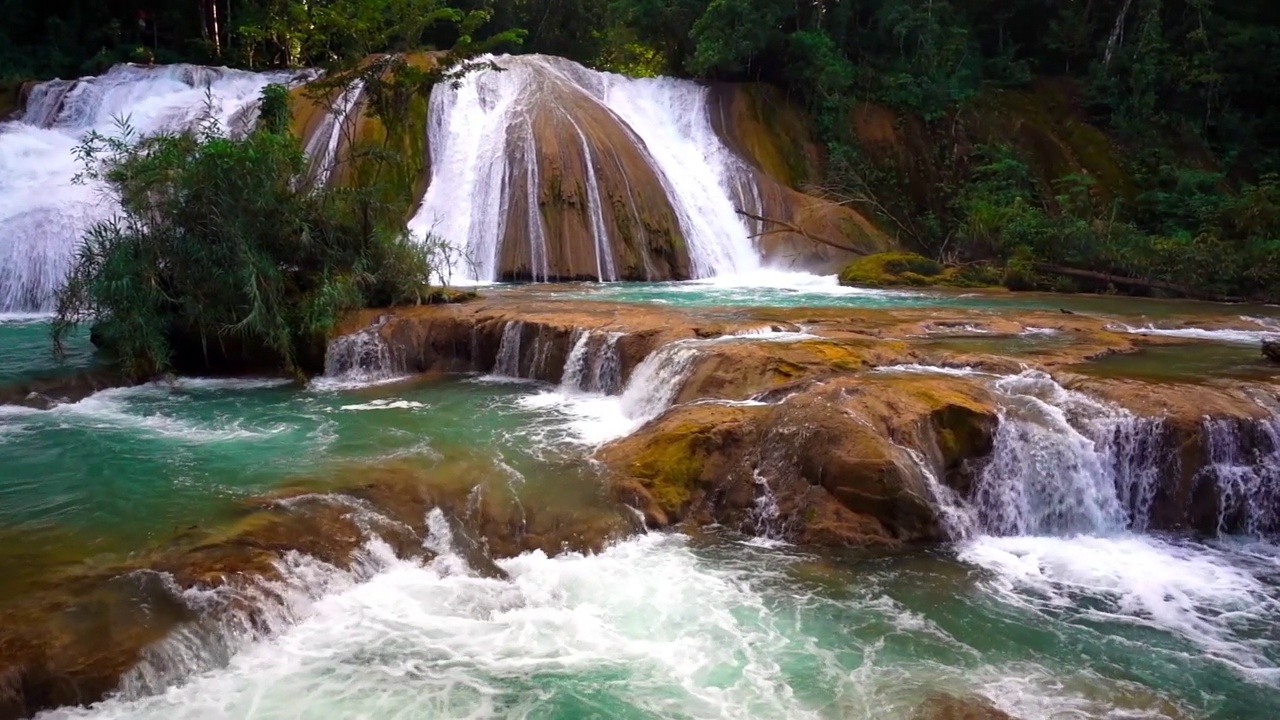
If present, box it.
[842,252,942,284]
[840,253,1001,289]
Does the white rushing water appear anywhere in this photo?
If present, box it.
[1109,322,1280,345]
[46,515,1257,720]
[0,64,306,312]
[943,370,1280,684]
[408,54,762,282]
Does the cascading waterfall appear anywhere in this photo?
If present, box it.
[300,80,364,188]
[615,341,702,424]
[972,371,1154,536]
[493,321,525,377]
[408,54,762,282]
[1199,417,1280,536]
[748,469,786,541]
[560,329,624,394]
[318,323,398,387]
[0,63,307,312]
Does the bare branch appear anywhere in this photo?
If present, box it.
[734,208,870,256]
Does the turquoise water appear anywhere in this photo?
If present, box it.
[5,313,1280,720]
[0,314,94,384]
[0,319,605,596]
[37,531,1280,720]
[533,276,1280,321]
[1079,341,1280,382]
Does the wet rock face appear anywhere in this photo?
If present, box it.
[601,374,999,546]
[492,59,691,281]
[705,84,892,272]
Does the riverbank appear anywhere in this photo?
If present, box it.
[2,294,1280,718]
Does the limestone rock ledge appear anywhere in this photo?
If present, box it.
[351,296,1280,543]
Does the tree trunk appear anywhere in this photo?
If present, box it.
[209,0,222,56]
[1033,262,1243,302]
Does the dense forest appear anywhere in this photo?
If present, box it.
[4,0,1280,300]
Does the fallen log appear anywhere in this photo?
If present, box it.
[1032,263,1245,303]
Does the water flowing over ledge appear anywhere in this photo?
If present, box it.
[0,64,307,312]
[407,54,763,282]
[6,299,1280,718]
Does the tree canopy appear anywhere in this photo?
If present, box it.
[6,0,1280,300]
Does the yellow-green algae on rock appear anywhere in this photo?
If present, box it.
[839,252,1002,289]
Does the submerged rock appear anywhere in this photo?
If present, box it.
[1263,338,1280,363]
[0,368,135,409]
[912,693,1017,720]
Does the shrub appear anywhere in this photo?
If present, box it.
[52,85,445,379]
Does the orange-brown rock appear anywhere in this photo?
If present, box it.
[707,83,891,271]
[912,693,1017,720]
[488,56,690,281]
[601,373,998,545]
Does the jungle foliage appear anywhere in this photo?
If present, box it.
[7,0,1280,300]
[51,88,435,378]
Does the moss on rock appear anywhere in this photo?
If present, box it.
[839,252,1001,289]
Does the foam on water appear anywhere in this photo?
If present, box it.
[40,525,1263,720]
[872,364,989,377]
[960,534,1280,684]
[516,339,703,446]
[41,532,814,720]
[1110,322,1279,345]
[338,399,429,411]
[678,269,902,295]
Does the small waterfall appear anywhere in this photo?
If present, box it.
[1198,418,1280,536]
[561,329,624,394]
[493,321,525,377]
[319,325,397,387]
[749,469,786,541]
[120,536,400,700]
[300,80,364,188]
[903,446,979,540]
[972,372,1138,536]
[617,341,701,426]
[408,54,761,281]
[1097,415,1167,531]
[0,63,306,312]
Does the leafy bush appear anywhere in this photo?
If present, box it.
[52,85,442,379]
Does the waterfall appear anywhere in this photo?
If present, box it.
[616,341,701,425]
[561,329,624,394]
[971,371,1156,536]
[408,54,761,281]
[904,446,980,540]
[317,324,398,388]
[749,469,786,541]
[300,80,364,188]
[1198,418,1280,536]
[0,63,306,312]
[493,321,525,377]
